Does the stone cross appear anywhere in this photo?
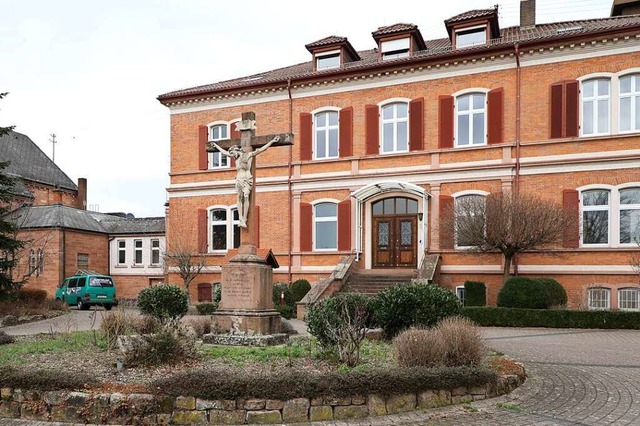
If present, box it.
[207,111,293,254]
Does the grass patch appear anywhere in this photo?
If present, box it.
[496,402,526,413]
[0,331,105,366]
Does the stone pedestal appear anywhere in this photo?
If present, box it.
[211,248,281,335]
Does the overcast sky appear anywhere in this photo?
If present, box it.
[0,0,613,217]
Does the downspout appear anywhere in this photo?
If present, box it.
[108,237,114,276]
[287,78,293,283]
[513,43,522,277]
[61,229,66,280]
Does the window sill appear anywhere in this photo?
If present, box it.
[148,264,162,268]
[114,265,128,269]
[131,264,144,268]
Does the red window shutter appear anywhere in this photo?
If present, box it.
[338,199,351,251]
[550,83,564,139]
[229,121,241,168]
[438,96,454,149]
[197,208,208,253]
[563,190,580,249]
[487,88,504,145]
[565,81,579,138]
[439,195,454,250]
[365,104,379,155]
[198,283,212,302]
[409,97,424,152]
[339,107,353,158]
[300,203,313,251]
[253,205,260,248]
[198,126,208,170]
[300,113,313,161]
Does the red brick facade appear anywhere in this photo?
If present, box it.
[161,8,640,309]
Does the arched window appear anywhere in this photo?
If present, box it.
[456,93,486,146]
[620,74,640,133]
[314,111,339,159]
[581,78,610,136]
[37,249,44,276]
[588,287,610,310]
[231,208,241,249]
[454,194,486,248]
[620,187,640,244]
[381,103,408,153]
[28,250,36,275]
[581,189,610,245]
[618,288,640,311]
[208,124,229,169]
[314,202,338,250]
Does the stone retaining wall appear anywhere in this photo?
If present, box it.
[0,373,524,424]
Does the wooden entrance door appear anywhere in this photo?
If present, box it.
[373,215,417,268]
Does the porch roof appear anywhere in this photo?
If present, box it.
[350,181,431,202]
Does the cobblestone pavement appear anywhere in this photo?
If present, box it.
[2,327,640,425]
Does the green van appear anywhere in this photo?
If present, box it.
[55,273,117,310]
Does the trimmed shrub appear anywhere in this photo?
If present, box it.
[0,330,15,345]
[393,327,445,368]
[276,304,294,319]
[371,283,461,338]
[0,367,98,390]
[537,278,568,307]
[196,302,218,315]
[213,284,222,303]
[151,366,497,401]
[16,288,47,304]
[464,281,486,307]
[306,293,373,366]
[436,317,485,367]
[137,285,188,324]
[290,279,311,302]
[272,283,294,307]
[497,277,551,309]
[462,306,640,329]
[124,326,197,366]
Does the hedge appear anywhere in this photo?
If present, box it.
[463,281,486,307]
[461,307,640,329]
[151,367,496,400]
[0,367,98,390]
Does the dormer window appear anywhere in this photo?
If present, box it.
[455,25,487,48]
[381,38,410,60]
[316,50,341,70]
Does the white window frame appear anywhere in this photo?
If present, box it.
[312,107,340,160]
[619,187,640,246]
[207,205,241,253]
[452,190,489,249]
[618,288,640,311]
[117,240,126,265]
[455,24,487,49]
[580,77,611,137]
[312,199,339,252]
[315,49,341,70]
[150,239,161,266]
[579,186,612,247]
[619,73,640,134]
[378,99,411,154]
[588,287,610,310]
[455,285,466,306]
[453,89,489,148]
[208,121,230,170]
[381,37,410,60]
[133,239,143,265]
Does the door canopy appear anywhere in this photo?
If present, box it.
[351,180,431,202]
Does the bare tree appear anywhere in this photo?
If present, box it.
[445,192,576,282]
[163,210,206,304]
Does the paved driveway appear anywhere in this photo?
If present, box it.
[1,324,639,425]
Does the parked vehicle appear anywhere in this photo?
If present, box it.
[55,273,117,310]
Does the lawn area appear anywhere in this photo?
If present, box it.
[0,331,105,366]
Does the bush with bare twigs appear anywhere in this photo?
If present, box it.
[131,315,160,335]
[100,308,131,349]
[183,317,212,338]
[393,327,445,368]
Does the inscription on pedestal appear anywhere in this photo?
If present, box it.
[223,268,254,307]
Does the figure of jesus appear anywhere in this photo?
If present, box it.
[210,135,280,228]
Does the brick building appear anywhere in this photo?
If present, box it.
[158,0,640,310]
[1,131,165,298]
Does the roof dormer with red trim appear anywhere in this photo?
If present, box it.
[305,36,361,72]
[444,7,500,50]
[371,23,427,61]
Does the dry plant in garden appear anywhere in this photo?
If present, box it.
[442,192,577,281]
[393,327,445,368]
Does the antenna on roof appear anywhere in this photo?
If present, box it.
[49,133,57,163]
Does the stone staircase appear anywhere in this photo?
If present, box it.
[341,269,418,297]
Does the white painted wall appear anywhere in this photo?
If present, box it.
[110,235,165,275]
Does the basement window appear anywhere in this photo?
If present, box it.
[316,50,341,70]
[455,26,487,49]
[381,38,410,60]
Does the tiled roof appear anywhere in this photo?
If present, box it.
[0,131,77,191]
[158,15,640,102]
[97,216,165,234]
[372,23,418,37]
[305,36,347,50]
[444,8,497,25]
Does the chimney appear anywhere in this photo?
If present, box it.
[520,0,536,29]
[77,178,87,210]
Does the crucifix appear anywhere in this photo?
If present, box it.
[208,111,293,255]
